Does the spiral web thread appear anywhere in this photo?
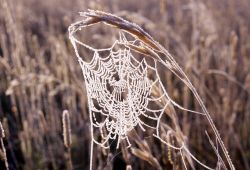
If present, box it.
[69,10,234,170]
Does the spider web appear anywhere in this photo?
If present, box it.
[79,44,169,148]
[70,31,225,169]
[67,10,235,170]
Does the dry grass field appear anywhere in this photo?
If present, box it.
[0,0,250,169]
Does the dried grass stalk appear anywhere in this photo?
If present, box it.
[0,122,9,170]
[62,110,72,148]
[0,122,5,139]
[126,165,132,170]
[62,110,73,170]
[131,148,162,170]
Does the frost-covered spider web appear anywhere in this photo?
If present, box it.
[71,35,220,170]
[68,10,234,170]
[79,43,171,149]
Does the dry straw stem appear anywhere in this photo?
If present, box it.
[126,165,132,170]
[0,122,5,139]
[62,110,73,170]
[69,9,235,169]
[0,121,9,170]
[62,110,72,148]
[131,147,162,170]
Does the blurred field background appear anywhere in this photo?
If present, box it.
[0,0,250,169]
